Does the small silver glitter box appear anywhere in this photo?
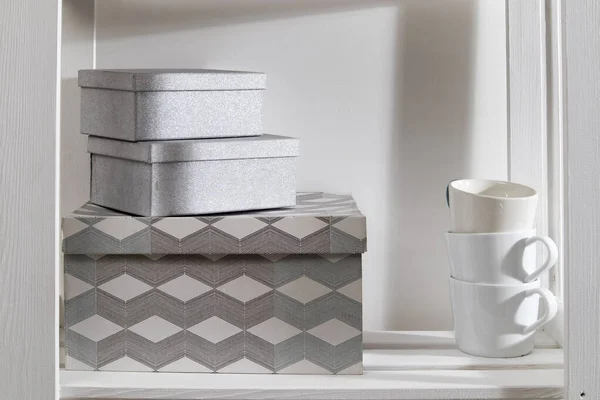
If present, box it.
[79,69,266,141]
[89,134,299,216]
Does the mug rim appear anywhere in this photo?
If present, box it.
[445,229,536,237]
[448,276,540,288]
[449,179,537,200]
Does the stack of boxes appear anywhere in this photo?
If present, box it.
[63,69,367,374]
[80,69,298,216]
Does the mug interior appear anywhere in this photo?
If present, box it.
[451,179,536,199]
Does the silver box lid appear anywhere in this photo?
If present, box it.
[79,69,267,91]
[88,134,299,163]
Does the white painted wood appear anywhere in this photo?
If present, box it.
[563,0,600,398]
[60,368,563,400]
[506,0,550,291]
[365,348,562,371]
[0,0,60,399]
[546,0,566,303]
[364,330,558,349]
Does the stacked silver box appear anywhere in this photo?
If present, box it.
[80,69,267,141]
[79,69,299,216]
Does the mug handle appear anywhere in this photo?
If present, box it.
[523,236,559,283]
[522,288,558,335]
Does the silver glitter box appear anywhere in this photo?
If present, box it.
[79,69,267,141]
[89,134,299,216]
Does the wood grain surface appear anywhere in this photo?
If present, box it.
[564,0,600,399]
[0,0,60,399]
[60,367,564,400]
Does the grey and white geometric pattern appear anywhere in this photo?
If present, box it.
[158,274,212,302]
[129,316,183,343]
[247,317,302,344]
[276,276,332,304]
[217,275,271,303]
[62,193,367,255]
[64,253,363,374]
[63,192,365,375]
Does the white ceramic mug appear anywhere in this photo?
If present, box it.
[449,277,558,358]
[448,179,538,233]
[445,230,558,284]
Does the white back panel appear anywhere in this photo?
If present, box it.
[90,0,508,330]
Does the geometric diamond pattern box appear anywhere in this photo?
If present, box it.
[63,192,367,374]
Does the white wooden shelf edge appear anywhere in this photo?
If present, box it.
[365,348,562,371]
[60,368,564,400]
[364,330,559,349]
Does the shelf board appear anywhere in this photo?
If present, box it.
[364,330,559,349]
[60,331,563,400]
[60,368,564,400]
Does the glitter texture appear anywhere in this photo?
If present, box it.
[79,69,267,91]
[79,69,266,141]
[88,134,300,163]
[89,135,299,217]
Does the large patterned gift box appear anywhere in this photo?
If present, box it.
[63,193,367,374]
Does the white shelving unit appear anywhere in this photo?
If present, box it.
[63,0,566,398]
[5,0,600,399]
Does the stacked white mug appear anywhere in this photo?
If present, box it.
[446,179,559,358]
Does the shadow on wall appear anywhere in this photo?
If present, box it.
[61,0,95,329]
[87,0,496,330]
[61,0,93,217]
[384,1,476,329]
[97,0,401,38]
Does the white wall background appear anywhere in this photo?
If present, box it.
[62,0,507,330]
